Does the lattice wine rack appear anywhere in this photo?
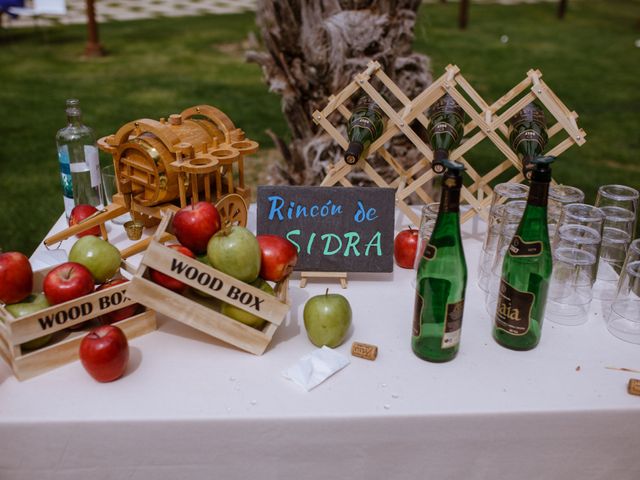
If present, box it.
[313,60,587,225]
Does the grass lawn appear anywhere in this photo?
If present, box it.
[0,0,638,255]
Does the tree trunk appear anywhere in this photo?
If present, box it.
[248,0,432,187]
[458,0,470,30]
[557,0,568,20]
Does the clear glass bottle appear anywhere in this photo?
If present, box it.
[56,99,104,218]
[412,159,467,362]
[493,156,555,350]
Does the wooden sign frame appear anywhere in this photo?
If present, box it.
[313,61,587,226]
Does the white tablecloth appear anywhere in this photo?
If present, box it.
[1,206,639,480]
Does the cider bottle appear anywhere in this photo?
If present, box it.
[344,96,385,165]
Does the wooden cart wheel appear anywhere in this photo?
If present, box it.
[215,193,248,228]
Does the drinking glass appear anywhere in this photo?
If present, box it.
[548,185,585,239]
[592,227,632,301]
[601,206,636,237]
[553,224,601,258]
[552,204,605,253]
[546,247,598,326]
[606,260,640,344]
[477,183,529,291]
[102,165,130,225]
[596,184,638,234]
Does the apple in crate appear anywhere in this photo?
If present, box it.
[256,234,298,282]
[149,244,195,292]
[303,290,352,348]
[207,226,261,283]
[172,201,221,254]
[394,227,419,269]
[79,325,129,382]
[69,204,100,238]
[69,236,121,283]
[0,251,33,304]
[5,293,53,350]
[43,262,95,305]
[96,278,142,324]
[221,278,274,330]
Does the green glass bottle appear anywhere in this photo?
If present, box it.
[412,159,467,362]
[493,156,555,351]
[344,96,386,165]
[509,102,548,180]
[426,95,466,174]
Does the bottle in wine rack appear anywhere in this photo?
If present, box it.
[493,156,555,351]
[426,94,466,174]
[509,102,549,180]
[412,159,467,362]
[344,96,386,165]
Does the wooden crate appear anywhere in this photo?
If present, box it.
[126,212,291,355]
[315,61,587,226]
[0,267,157,381]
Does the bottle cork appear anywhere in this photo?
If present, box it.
[351,342,378,361]
[628,378,640,396]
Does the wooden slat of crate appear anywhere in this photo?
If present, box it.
[127,276,273,355]
[4,277,143,346]
[125,210,290,355]
[141,241,289,325]
[11,310,156,381]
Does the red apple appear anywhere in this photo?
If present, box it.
[96,278,141,324]
[172,202,221,254]
[79,325,129,382]
[394,227,419,269]
[69,204,101,238]
[43,262,95,305]
[0,252,33,304]
[256,234,298,282]
[149,244,195,292]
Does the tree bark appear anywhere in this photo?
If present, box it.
[248,0,432,187]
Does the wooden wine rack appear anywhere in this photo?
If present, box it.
[314,61,587,225]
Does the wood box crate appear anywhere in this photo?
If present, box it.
[0,267,157,381]
[126,212,291,355]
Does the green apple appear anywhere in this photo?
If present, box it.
[5,293,54,350]
[69,236,121,283]
[303,290,352,348]
[207,226,261,283]
[221,278,274,330]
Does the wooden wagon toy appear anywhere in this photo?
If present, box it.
[44,104,259,258]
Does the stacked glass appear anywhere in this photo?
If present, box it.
[477,183,529,292]
[484,200,527,316]
[548,184,585,240]
[546,204,604,325]
[592,185,639,301]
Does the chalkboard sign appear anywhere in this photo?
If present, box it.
[257,186,395,273]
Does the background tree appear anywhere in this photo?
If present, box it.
[248,0,432,187]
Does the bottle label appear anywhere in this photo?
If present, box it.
[84,145,101,188]
[495,279,534,336]
[508,235,543,257]
[441,299,464,349]
[348,117,377,139]
[57,146,73,200]
[429,121,461,143]
[511,129,545,153]
[510,104,547,129]
[423,244,437,261]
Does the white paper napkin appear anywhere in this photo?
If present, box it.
[283,346,350,391]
